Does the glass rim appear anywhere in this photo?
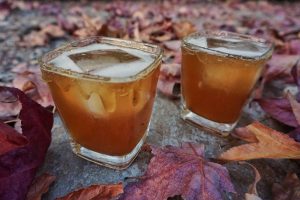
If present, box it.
[182,30,274,60]
[39,36,163,83]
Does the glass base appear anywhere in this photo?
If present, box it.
[180,106,237,136]
[70,133,147,170]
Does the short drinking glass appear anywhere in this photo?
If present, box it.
[40,37,162,169]
[181,31,273,136]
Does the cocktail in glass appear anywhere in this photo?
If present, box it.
[40,37,162,169]
[181,31,273,136]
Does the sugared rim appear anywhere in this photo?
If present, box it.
[39,36,163,82]
[182,30,274,60]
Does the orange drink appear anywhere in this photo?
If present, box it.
[40,37,162,169]
[181,31,273,135]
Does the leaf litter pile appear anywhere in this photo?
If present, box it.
[1,0,300,199]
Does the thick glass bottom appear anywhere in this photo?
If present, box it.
[70,132,147,170]
[180,105,237,136]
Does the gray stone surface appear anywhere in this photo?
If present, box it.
[40,94,300,200]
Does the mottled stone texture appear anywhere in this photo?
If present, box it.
[40,94,300,200]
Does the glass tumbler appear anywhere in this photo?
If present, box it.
[181,31,273,136]
[40,37,162,169]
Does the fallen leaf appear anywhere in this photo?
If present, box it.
[256,97,298,127]
[289,39,300,54]
[73,14,104,38]
[272,173,300,200]
[12,66,54,108]
[0,101,21,122]
[0,86,53,200]
[289,127,300,142]
[245,194,262,200]
[253,55,300,99]
[57,14,78,33]
[157,63,181,98]
[56,183,123,200]
[264,54,300,83]
[219,122,300,161]
[173,21,196,39]
[0,87,21,122]
[157,79,180,98]
[287,93,300,125]
[290,59,300,100]
[151,32,173,42]
[42,24,65,38]
[242,162,262,200]
[160,63,181,78]
[140,21,173,42]
[26,173,56,200]
[119,143,235,200]
[0,121,27,155]
[231,127,258,143]
[20,24,65,47]
[21,30,48,47]
[163,40,181,51]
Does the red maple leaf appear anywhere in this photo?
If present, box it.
[119,143,235,200]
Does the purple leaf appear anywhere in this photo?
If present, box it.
[119,143,235,200]
[0,86,53,200]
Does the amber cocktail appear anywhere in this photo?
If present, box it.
[40,37,162,169]
[181,31,273,135]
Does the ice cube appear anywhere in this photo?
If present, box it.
[133,90,150,113]
[98,87,116,113]
[86,92,105,118]
[132,80,152,113]
[50,43,155,78]
[68,49,140,74]
[187,36,269,58]
[76,79,99,99]
[206,38,262,58]
[55,76,73,92]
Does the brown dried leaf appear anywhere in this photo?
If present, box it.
[157,79,180,98]
[173,21,196,39]
[219,122,300,161]
[241,162,262,200]
[12,70,54,108]
[56,183,123,200]
[21,30,47,47]
[160,63,181,78]
[231,127,258,143]
[163,40,181,51]
[245,194,262,200]
[26,173,56,200]
[157,63,181,98]
[73,14,103,38]
[42,24,65,38]
[151,31,173,42]
[272,173,300,200]
[20,24,65,47]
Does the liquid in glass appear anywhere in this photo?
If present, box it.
[181,31,273,135]
[40,37,162,169]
